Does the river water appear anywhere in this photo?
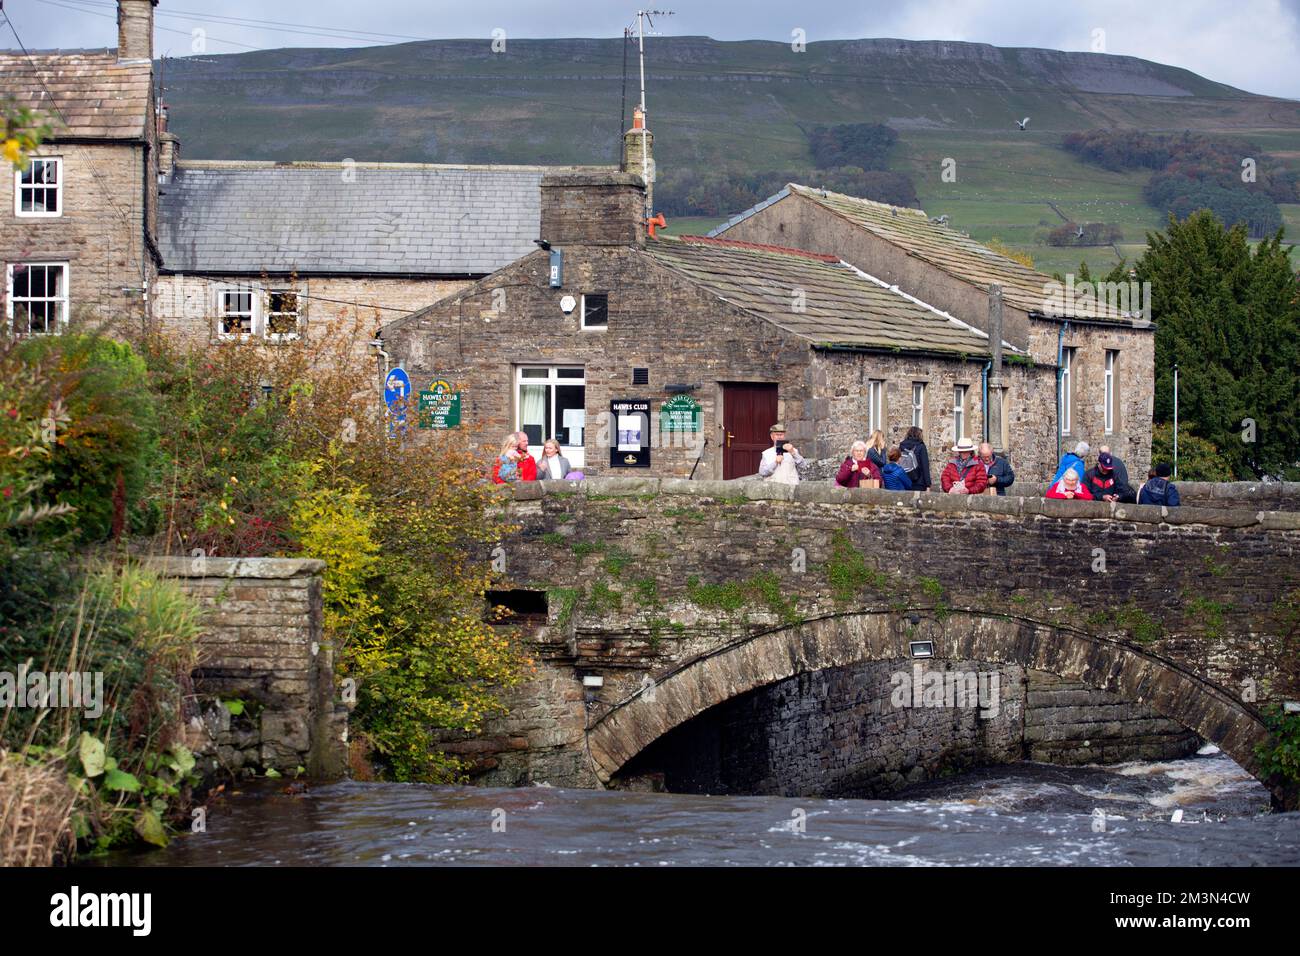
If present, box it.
[108,747,1300,866]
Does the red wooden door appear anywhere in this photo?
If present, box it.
[722,383,778,479]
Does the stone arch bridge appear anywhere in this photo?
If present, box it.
[453,479,1299,809]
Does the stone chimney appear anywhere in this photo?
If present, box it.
[622,106,654,215]
[117,0,157,63]
[157,105,180,181]
[540,171,647,247]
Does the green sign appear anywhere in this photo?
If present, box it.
[659,394,701,433]
[418,380,462,429]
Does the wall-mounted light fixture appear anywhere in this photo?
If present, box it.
[909,641,934,659]
[664,383,699,394]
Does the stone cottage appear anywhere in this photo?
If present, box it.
[709,185,1155,480]
[0,0,161,334]
[379,171,1060,484]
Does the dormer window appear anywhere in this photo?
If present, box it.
[15,157,62,217]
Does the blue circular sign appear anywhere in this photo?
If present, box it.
[384,367,412,409]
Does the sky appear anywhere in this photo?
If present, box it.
[5,0,1300,99]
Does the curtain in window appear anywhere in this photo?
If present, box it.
[520,384,548,446]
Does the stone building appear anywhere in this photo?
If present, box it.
[0,0,161,334]
[4,2,1152,486]
[709,185,1155,480]
[379,171,1059,484]
[154,159,583,357]
[2,0,614,359]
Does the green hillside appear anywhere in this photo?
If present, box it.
[159,36,1300,271]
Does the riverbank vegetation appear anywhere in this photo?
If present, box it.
[0,320,529,860]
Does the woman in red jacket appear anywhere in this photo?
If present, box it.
[835,440,882,488]
[1046,468,1093,500]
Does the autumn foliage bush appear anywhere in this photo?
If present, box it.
[140,316,529,782]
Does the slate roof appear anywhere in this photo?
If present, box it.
[646,235,1014,356]
[713,184,1135,322]
[0,51,152,140]
[158,161,564,275]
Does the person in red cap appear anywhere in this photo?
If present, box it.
[1083,451,1134,503]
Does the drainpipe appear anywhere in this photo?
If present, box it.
[1055,321,1070,465]
[981,360,991,443]
[1055,319,1066,465]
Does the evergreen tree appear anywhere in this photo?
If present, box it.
[1135,210,1300,479]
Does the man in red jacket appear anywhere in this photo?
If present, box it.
[512,431,538,481]
[940,437,988,494]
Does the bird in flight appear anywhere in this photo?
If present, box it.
[1016,117,1030,130]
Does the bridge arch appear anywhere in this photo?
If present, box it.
[587,609,1283,803]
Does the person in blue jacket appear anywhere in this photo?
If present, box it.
[881,447,914,490]
[1138,462,1181,507]
[1052,440,1090,486]
[978,442,1015,496]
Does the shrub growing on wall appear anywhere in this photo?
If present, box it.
[8,334,160,542]
[142,318,529,783]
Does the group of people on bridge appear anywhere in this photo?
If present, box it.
[764,425,1181,507]
[489,424,1182,508]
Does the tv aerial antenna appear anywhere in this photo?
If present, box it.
[632,9,672,217]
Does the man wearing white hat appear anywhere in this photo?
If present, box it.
[940,437,989,495]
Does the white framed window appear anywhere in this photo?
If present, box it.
[580,293,608,330]
[911,382,926,429]
[867,379,885,434]
[265,290,301,341]
[215,285,302,341]
[15,157,62,217]
[6,262,68,335]
[516,365,586,468]
[953,384,968,442]
[1060,347,1076,435]
[1104,349,1118,434]
[217,286,256,338]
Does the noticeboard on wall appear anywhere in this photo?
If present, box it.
[418,379,462,429]
[610,398,650,468]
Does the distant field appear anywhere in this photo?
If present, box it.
[661,216,726,237]
[900,129,1300,273]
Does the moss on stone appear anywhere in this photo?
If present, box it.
[825,530,889,605]
[570,540,606,559]
[550,586,580,631]
[633,577,661,608]
[588,581,623,615]
[602,549,630,578]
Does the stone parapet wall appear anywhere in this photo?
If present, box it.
[1176,482,1300,512]
[144,556,347,779]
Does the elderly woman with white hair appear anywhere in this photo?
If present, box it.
[1046,467,1093,500]
[835,439,882,488]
